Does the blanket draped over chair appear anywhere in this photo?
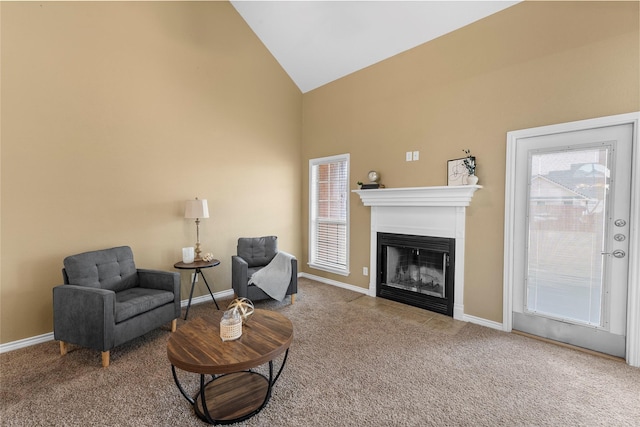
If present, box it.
[248,251,294,301]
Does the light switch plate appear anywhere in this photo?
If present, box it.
[406,151,413,161]
[413,151,420,161]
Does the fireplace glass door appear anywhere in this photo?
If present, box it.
[377,233,455,316]
[384,247,446,299]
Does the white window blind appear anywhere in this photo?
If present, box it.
[309,154,350,275]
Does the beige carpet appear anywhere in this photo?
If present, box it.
[1,278,639,426]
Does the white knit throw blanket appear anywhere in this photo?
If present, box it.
[248,251,294,301]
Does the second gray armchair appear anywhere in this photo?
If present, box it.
[231,236,297,304]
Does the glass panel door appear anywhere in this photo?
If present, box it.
[511,122,632,358]
[526,147,609,326]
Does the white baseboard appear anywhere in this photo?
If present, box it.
[0,332,55,354]
[0,289,236,354]
[462,313,504,331]
[182,288,235,308]
[299,272,369,295]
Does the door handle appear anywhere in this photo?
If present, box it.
[601,250,626,258]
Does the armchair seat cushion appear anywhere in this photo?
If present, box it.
[247,266,263,279]
[115,288,175,323]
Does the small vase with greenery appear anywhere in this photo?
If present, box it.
[462,149,478,185]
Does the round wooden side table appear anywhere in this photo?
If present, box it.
[174,259,220,319]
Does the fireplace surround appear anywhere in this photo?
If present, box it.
[353,185,481,320]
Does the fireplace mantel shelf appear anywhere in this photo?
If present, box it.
[353,185,482,207]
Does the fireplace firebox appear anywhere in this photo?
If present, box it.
[377,232,455,316]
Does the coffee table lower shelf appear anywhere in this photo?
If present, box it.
[194,371,270,424]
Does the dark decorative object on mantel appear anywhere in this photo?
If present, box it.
[358,170,385,189]
[360,183,382,189]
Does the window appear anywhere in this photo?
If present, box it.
[309,154,350,276]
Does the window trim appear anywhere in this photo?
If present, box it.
[308,153,350,276]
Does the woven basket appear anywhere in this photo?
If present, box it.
[220,315,242,341]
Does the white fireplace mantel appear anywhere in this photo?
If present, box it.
[353,185,481,320]
[353,185,481,207]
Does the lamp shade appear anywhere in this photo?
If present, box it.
[185,198,209,219]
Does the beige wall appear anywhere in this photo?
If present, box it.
[2,1,638,346]
[0,1,302,343]
[301,1,639,322]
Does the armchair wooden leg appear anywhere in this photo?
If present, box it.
[291,293,296,304]
[59,341,68,356]
[171,318,177,332]
[102,351,110,368]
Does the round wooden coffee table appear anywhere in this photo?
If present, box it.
[167,309,293,424]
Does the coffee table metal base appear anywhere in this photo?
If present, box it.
[171,350,289,425]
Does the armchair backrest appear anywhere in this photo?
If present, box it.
[237,236,278,267]
[62,246,139,292]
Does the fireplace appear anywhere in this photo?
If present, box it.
[353,185,480,320]
[378,232,455,316]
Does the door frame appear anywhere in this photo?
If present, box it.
[503,112,640,367]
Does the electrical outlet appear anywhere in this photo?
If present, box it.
[406,151,413,162]
[363,267,369,276]
[191,273,198,283]
[413,151,420,161]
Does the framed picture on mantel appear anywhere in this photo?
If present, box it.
[447,157,470,186]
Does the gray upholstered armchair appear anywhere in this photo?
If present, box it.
[232,236,297,304]
[53,246,180,367]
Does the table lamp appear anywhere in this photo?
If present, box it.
[184,197,209,260]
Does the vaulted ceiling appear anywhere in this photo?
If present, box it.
[231,1,521,93]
